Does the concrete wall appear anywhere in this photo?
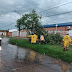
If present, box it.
[8,32,12,36]
[0,32,6,36]
[69,30,72,36]
[12,31,27,37]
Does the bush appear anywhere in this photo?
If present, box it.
[54,33,63,44]
[44,33,63,45]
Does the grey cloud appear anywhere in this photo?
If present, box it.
[0,0,39,30]
[0,0,39,15]
[0,0,72,30]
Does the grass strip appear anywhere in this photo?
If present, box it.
[9,37,72,63]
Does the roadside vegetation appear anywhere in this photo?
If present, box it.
[16,9,63,44]
[9,37,72,63]
[13,9,72,63]
[44,33,62,45]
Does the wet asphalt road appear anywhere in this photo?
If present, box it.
[0,38,72,72]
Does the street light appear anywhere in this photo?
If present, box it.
[56,24,58,33]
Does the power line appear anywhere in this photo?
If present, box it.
[13,2,72,16]
[2,11,72,28]
[42,10,72,18]
[38,1,72,13]
[0,22,16,29]
[13,2,72,19]
[1,2,72,29]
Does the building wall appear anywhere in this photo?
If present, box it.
[12,31,27,37]
[8,32,12,36]
[6,32,8,36]
[0,32,3,35]
[44,26,72,31]
[44,26,72,41]
[0,31,8,36]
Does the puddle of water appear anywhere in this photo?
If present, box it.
[1,38,72,72]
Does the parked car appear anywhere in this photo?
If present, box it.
[0,36,2,45]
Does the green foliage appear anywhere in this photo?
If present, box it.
[34,26,46,38]
[21,10,41,30]
[44,33,63,45]
[16,9,44,37]
[9,38,17,45]
[16,18,23,36]
[16,18,22,30]
[16,10,62,45]
[54,33,63,44]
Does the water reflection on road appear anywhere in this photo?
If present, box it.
[0,38,72,72]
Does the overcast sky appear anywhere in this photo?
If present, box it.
[0,0,72,30]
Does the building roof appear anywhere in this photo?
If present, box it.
[43,22,72,28]
[9,29,17,32]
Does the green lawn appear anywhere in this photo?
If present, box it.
[9,37,72,63]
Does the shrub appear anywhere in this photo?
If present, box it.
[44,33,63,45]
[54,33,63,44]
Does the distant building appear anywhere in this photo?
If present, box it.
[43,22,72,31]
[8,22,72,38]
[0,30,9,36]
[8,29,27,37]
[9,29,17,32]
[8,29,18,37]
[43,22,72,36]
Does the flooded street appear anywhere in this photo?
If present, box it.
[0,38,72,72]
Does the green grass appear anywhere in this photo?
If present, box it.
[9,37,72,63]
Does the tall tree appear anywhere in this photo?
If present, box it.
[16,18,22,36]
[16,10,46,38]
[21,10,42,34]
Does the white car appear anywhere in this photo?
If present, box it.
[0,36,2,45]
[0,38,2,40]
[0,36,2,41]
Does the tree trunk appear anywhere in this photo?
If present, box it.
[31,23,34,34]
[19,26,20,36]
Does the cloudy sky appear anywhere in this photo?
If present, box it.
[0,0,72,30]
